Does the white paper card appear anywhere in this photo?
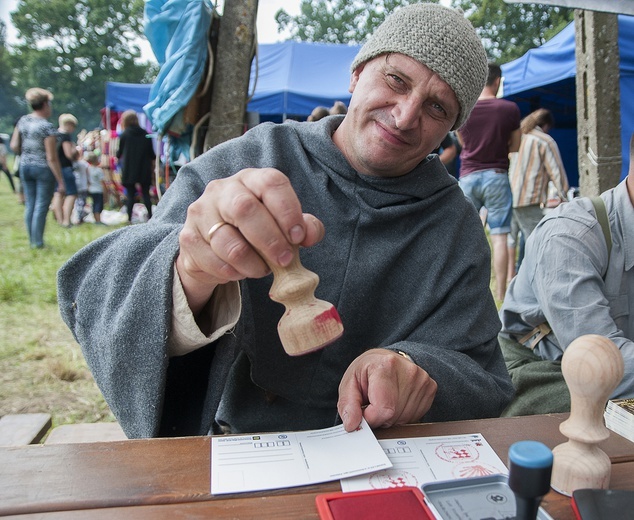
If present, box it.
[341,433,508,492]
[211,418,392,494]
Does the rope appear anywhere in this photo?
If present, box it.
[155,133,162,200]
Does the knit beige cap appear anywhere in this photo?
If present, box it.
[350,3,487,129]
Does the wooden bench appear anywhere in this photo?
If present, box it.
[0,413,52,446]
[44,422,127,444]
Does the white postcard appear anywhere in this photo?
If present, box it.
[341,433,508,492]
[211,418,392,494]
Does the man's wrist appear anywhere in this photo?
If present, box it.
[175,255,218,316]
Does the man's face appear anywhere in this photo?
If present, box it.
[333,54,459,178]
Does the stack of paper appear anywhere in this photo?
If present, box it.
[211,418,392,495]
[604,398,634,443]
[210,420,511,498]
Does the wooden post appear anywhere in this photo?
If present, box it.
[575,9,622,196]
[203,0,258,151]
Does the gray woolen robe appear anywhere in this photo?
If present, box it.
[57,116,513,438]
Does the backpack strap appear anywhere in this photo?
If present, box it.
[590,196,612,270]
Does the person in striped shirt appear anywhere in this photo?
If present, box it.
[508,108,569,244]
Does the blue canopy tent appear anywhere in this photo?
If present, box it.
[104,41,361,127]
[501,14,634,186]
[105,82,152,112]
[102,81,152,133]
[247,41,361,121]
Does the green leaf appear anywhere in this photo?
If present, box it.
[4,0,155,132]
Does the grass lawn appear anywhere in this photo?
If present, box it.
[0,174,119,427]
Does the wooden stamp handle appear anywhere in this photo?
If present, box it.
[268,247,319,306]
[265,246,343,356]
[551,334,624,496]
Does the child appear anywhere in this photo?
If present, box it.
[86,152,106,225]
[73,150,89,224]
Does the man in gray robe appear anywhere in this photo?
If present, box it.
[58,4,513,438]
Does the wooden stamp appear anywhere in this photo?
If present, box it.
[267,245,343,356]
[550,334,625,496]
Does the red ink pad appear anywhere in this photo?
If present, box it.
[316,487,434,519]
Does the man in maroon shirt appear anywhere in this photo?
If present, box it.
[457,64,521,301]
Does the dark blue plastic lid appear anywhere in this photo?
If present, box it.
[509,440,553,469]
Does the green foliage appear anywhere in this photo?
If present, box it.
[451,0,574,62]
[276,0,432,44]
[0,22,23,134]
[5,0,156,132]
[275,0,573,63]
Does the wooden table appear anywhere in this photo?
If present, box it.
[1,414,633,519]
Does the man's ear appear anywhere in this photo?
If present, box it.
[494,76,502,96]
[349,63,366,93]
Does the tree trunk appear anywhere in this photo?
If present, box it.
[203,0,258,151]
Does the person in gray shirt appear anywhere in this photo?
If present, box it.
[500,134,634,415]
[58,4,513,438]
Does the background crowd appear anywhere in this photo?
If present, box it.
[7,88,160,249]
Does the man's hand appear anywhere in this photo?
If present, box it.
[176,168,325,315]
[337,348,437,432]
